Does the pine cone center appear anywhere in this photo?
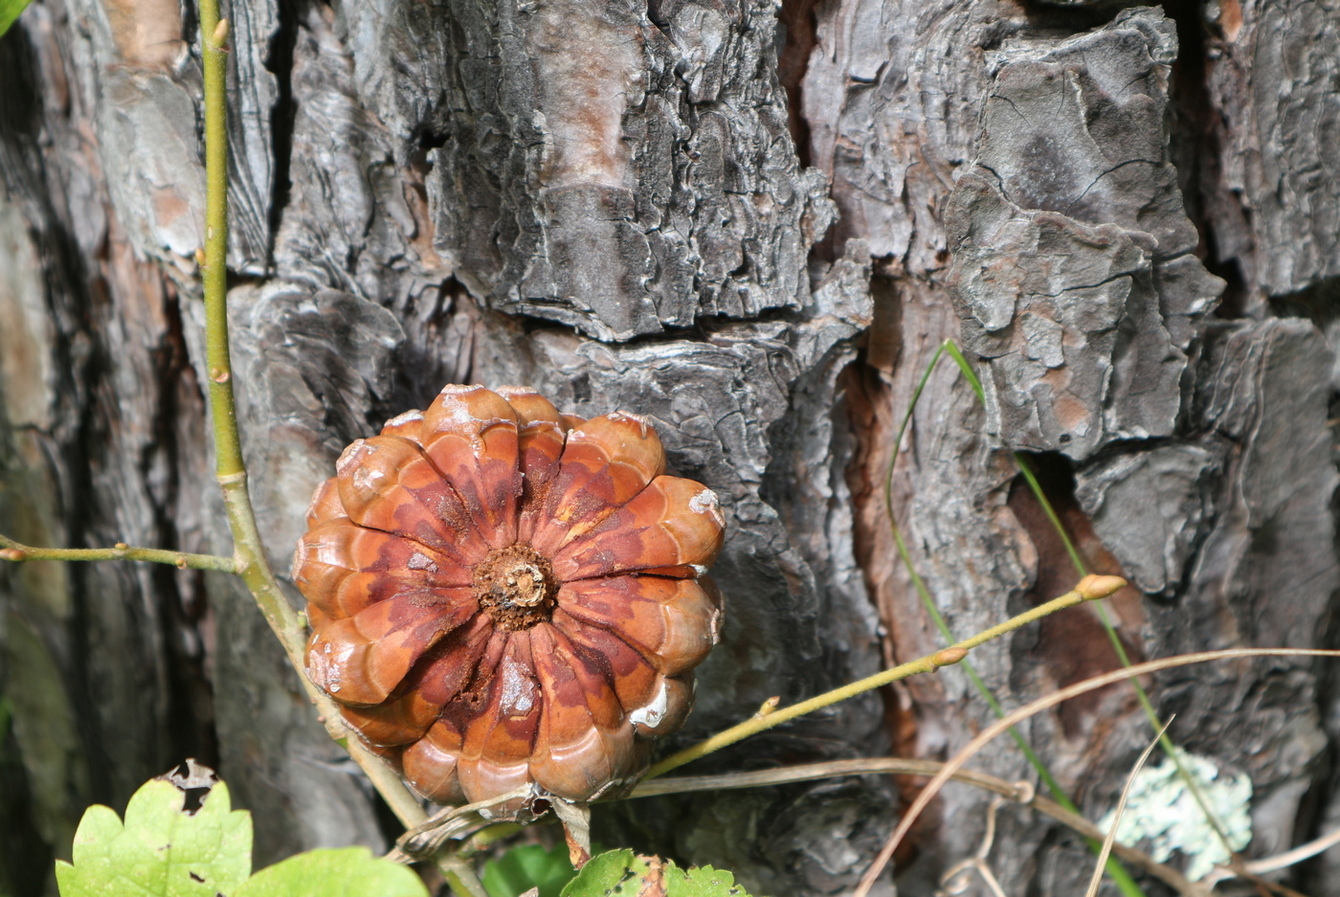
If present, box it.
[473,544,558,630]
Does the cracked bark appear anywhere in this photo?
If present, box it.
[2,1,1339,896]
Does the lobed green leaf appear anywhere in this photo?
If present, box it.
[56,775,428,897]
[560,850,753,897]
[55,779,250,897]
[234,847,428,897]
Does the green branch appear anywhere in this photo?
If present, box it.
[642,574,1124,780]
[192,0,440,849]
[189,11,502,897]
[196,0,302,695]
[0,534,236,571]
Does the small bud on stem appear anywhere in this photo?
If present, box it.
[932,646,969,667]
[1075,574,1127,601]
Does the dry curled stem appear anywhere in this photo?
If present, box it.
[855,647,1340,897]
[388,785,536,863]
[632,759,1197,894]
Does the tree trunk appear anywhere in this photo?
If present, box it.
[2,0,1337,895]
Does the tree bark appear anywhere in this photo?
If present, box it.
[1,1,1338,896]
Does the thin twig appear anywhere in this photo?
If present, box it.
[1086,718,1175,897]
[938,796,1009,897]
[1231,826,1340,878]
[629,758,1199,895]
[643,574,1123,780]
[190,10,497,894]
[631,758,1031,799]
[189,12,503,894]
[0,533,236,571]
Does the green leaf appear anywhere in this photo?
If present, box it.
[235,847,428,897]
[483,843,576,897]
[55,779,251,897]
[55,771,427,897]
[668,865,749,897]
[0,0,33,38]
[560,850,753,897]
[560,850,638,897]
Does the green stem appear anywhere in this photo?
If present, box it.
[887,341,1144,896]
[884,348,1066,786]
[197,0,308,704]
[193,0,444,862]
[439,856,491,897]
[1011,457,1241,859]
[0,533,235,571]
[200,4,237,480]
[1012,454,1085,574]
[643,578,1118,780]
[957,342,1237,890]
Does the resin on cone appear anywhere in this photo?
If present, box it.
[293,385,725,813]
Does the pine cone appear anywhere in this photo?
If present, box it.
[293,385,725,812]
